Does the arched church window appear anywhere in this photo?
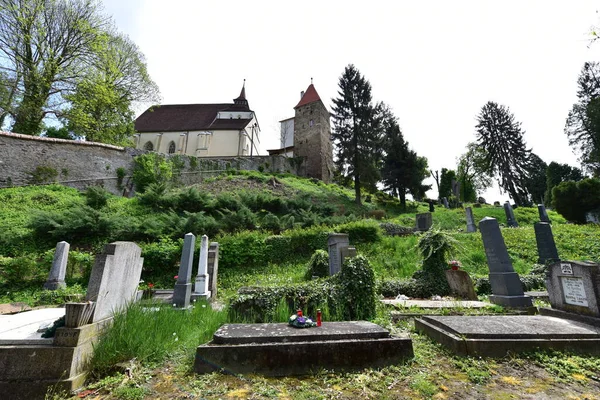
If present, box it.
[143,141,154,151]
[168,141,176,154]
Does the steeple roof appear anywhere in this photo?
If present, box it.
[295,83,322,108]
[234,80,248,106]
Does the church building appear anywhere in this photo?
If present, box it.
[134,83,260,157]
[269,82,334,182]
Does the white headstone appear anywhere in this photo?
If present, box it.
[194,235,211,299]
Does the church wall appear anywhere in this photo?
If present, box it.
[136,129,247,157]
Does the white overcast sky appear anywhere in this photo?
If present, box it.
[102,0,600,202]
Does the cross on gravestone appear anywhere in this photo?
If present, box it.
[328,233,350,276]
[503,202,518,227]
[415,213,432,232]
[207,242,219,297]
[537,204,551,223]
[534,222,559,265]
[465,207,477,233]
[442,197,449,209]
[193,235,211,300]
[44,241,69,290]
[479,217,532,307]
[173,233,195,308]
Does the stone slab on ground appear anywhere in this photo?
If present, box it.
[0,308,65,345]
[382,299,492,309]
[525,291,549,300]
[0,303,32,315]
[415,315,600,357]
[195,321,413,376]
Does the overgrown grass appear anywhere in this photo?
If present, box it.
[89,301,227,378]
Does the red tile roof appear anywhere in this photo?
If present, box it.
[135,103,252,132]
[295,84,322,108]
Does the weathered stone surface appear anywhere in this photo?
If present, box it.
[84,242,143,322]
[503,202,518,227]
[0,308,65,344]
[479,217,532,307]
[381,299,491,309]
[328,233,349,276]
[445,270,478,300]
[173,233,195,308]
[442,197,449,208]
[416,213,432,231]
[340,246,357,267]
[213,321,389,345]
[195,322,413,376]
[207,242,219,296]
[465,207,477,233]
[415,315,600,356]
[534,222,559,264]
[546,260,600,317]
[538,204,550,223]
[193,235,211,299]
[44,241,69,290]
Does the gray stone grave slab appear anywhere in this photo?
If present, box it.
[445,270,478,300]
[173,233,195,308]
[465,207,477,233]
[538,204,550,223]
[534,222,559,264]
[44,241,69,290]
[442,197,449,208]
[503,202,518,227]
[193,235,211,300]
[195,321,413,376]
[415,315,600,356]
[415,213,432,232]
[479,217,532,307]
[340,246,357,267]
[328,233,349,276]
[546,260,600,317]
[83,242,144,322]
[207,242,219,297]
[0,308,65,345]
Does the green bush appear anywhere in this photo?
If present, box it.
[338,255,377,320]
[140,237,182,281]
[0,254,46,289]
[218,231,270,269]
[552,178,600,223]
[304,249,329,279]
[85,186,112,209]
[412,229,459,297]
[337,219,382,243]
[261,213,282,233]
[175,187,214,213]
[378,278,423,298]
[132,153,173,193]
[137,182,177,211]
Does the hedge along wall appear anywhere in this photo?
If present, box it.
[0,131,291,195]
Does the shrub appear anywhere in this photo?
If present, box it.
[218,206,257,232]
[337,219,382,244]
[261,213,282,233]
[29,165,58,184]
[378,278,424,298]
[218,231,270,269]
[553,178,600,223]
[85,186,111,209]
[140,237,182,280]
[338,255,377,320]
[304,249,329,279]
[380,222,414,236]
[214,192,242,212]
[0,254,45,289]
[366,210,386,220]
[412,229,459,297]
[132,153,173,193]
[116,167,126,189]
[137,182,177,211]
[175,187,214,213]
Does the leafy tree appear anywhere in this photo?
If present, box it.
[565,62,600,175]
[456,142,492,202]
[44,126,73,140]
[438,168,456,200]
[552,178,600,223]
[544,162,584,205]
[475,101,532,206]
[0,70,19,129]
[524,153,548,205]
[381,108,429,208]
[331,64,382,205]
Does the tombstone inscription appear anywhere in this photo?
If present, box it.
[546,260,600,317]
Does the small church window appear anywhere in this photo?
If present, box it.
[143,141,154,151]
[168,141,176,154]
[309,120,314,127]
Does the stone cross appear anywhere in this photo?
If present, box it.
[465,207,477,233]
[442,197,449,209]
[207,242,219,297]
[44,241,69,290]
[193,235,211,299]
[479,217,532,307]
[328,233,350,276]
[415,213,432,232]
[173,233,195,308]
[534,222,559,265]
[537,204,550,223]
[83,242,144,322]
[503,202,518,227]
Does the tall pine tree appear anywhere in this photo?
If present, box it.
[331,64,382,205]
[475,101,532,206]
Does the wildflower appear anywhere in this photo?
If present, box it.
[174,275,179,280]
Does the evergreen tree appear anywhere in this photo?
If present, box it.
[438,168,456,199]
[331,64,382,205]
[524,153,547,205]
[544,162,584,205]
[565,62,600,175]
[475,101,532,206]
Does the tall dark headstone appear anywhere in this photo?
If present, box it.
[428,201,435,213]
[534,222,559,264]
[503,202,518,227]
[479,217,532,307]
[173,233,195,308]
[537,204,550,223]
[465,207,477,233]
[416,213,432,232]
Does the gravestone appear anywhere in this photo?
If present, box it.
[428,201,435,213]
[83,242,144,322]
[173,233,195,308]
[538,204,550,223]
[546,260,600,317]
[465,207,477,233]
[503,202,518,227]
[340,246,357,267]
[415,213,432,232]
[328,233,350,276]
[207,242,219,297]
[479,217,532,307]
[451,179,460,198]
[193,235,211,300]
[534,222,559,264]
[442,197,449,209]
[43,241,69,290]
[586,210,600,224]
[445,270,478,300]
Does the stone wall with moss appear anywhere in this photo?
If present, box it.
[0,132,291,195]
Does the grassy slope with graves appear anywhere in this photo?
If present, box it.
[2,172,600,398]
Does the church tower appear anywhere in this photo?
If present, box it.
[293,82,334,182]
